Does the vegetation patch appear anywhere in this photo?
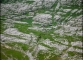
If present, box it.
[6,42,29,51]
[68,51,82,57]
[37,50,62,60]
[0,18,6,34]
[20,18,33,24]
[1,45,29,60]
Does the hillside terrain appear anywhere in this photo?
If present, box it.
[1,0,82,60]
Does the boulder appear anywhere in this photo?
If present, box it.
[33,14,52,25]
[54,15,61,20]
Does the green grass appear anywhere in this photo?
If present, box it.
[63,5,82,9]
[14,23,82,45]
[6,42,29,51]
[0,23,5,34]
[14,23,31,33]
[0,15,5,19]
[68,51,82,56]
[71,12,82,18]
[51,3,57,9]
[35,8,46,13]
[24,12,29,16]
[0,17,6,34]
[1,45,29,60]
[73,46,82,49]
[15,25,41,35]
[20,18,33,24]
[1,52,8,59]
[60,11,71,23]
[15,22,82,44]
[26,1,35,4]
[53,33,82,46]
[37,50,62,60]
[14,23,55,41]
[64,35,82,42]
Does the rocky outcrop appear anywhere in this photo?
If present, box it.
[33,14,52,25]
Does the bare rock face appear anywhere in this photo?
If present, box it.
[1,0,82,60]
[54,15,61,20]
[54,15,82,36]
[33,14,52,25]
